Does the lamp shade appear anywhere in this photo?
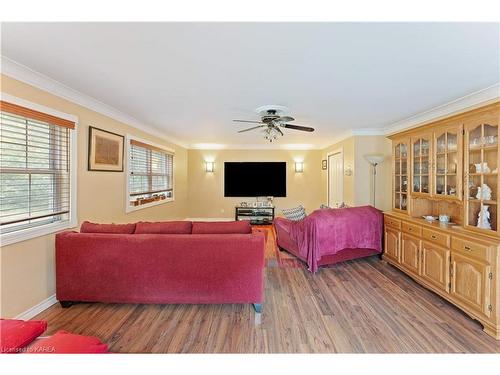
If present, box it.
[364,154,385,165]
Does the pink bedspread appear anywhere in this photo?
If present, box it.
[289,206,383,272]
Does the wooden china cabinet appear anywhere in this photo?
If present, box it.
[384,101,500,340]
[411,133,432,197]
[393,140,409,213]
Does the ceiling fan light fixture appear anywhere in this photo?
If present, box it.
[263,126,282,142]
[233,105,315,142]
[255,105,290,117]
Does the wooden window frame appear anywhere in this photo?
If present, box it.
[125,134,174,213]
[0,93,78,246]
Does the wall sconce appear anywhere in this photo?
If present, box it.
[295,162,304,173]
[205,161,214,173]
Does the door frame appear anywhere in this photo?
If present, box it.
[327,148,344,208]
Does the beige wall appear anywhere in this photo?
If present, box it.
[321,135,392,211]
[187,149,324,218]
[188,135,391,219]
[0,74,189,317]
[0,74,393,318]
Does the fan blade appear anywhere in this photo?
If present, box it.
[283,124,315,132]
[278,116,295,122]
[238,125,266,133]
[233,120,265,124]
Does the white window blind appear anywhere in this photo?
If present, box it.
[129,139,173,207]
[0,101,74,234]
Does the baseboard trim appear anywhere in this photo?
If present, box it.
[14,294,58,320]
[186,217,234,222]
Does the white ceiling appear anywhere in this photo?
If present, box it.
[1,22,499,148]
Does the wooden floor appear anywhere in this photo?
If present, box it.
[34,254,500,353]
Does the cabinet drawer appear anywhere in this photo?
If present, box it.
[451,237,490,261]
[402,221,422,236]
[422,228,450,247]
[385,216,401,229]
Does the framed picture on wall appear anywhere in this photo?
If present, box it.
[88,126,124,172]
[322,159,327,170]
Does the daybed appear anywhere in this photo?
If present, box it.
[274,205,383,272]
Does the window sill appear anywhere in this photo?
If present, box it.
[126,197,174,213]
[0,219,77,247]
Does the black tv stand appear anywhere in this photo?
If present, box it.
[235,206,275,225]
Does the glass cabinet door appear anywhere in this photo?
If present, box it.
[394,141,408,211]
[465,114,499,234]
[412,136,431,195]
[434,127,462,199]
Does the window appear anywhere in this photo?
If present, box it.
[127,138,174,211]
[0,98,77,245]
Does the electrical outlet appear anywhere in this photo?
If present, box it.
[221,209,225,213]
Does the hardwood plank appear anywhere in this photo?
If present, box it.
[33,230,500,353]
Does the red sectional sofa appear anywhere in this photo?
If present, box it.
[56,221,266,313]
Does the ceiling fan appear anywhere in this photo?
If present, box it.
[233,105,314,142]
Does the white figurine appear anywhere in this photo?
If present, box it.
[476,186,482,200]
[475,162,491,173]
[476,183,492,200]
[477,205,492,230]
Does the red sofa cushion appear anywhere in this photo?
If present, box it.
[28,330,108,354]
[0,319,47,353]
[192,221,252,234]
[80,221,136,234]
[135,221,192,234]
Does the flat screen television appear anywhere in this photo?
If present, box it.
[224,162,286,197]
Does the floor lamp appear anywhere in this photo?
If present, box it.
[364,154,385,208]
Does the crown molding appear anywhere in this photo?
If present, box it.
[3,56,497,151]
[350,84,500,138]
[351,128,385,136]
[0,56,189,148]
[319,129,386,149]
[189,143,323,150]
[384,83,500,136]
[317,130,354,149]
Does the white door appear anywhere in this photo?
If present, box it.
[328,152,344,208]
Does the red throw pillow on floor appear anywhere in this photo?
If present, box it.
[0,319,47,353]
[192,221,252,234]
[80,221,136,234]
[27,330,108,354]
[135,221,192,234]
